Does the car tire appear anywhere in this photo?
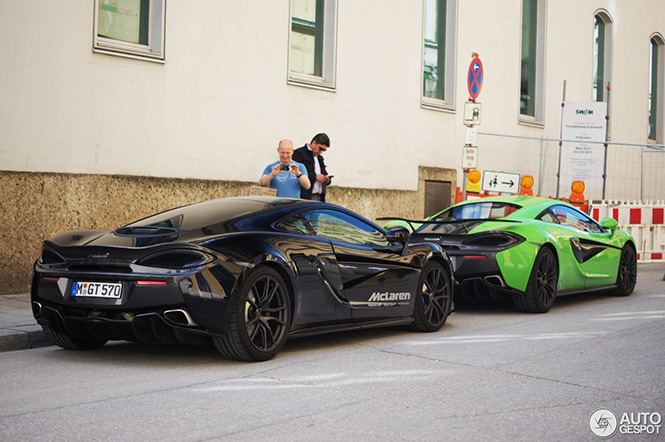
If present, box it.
[612,245,637,296]
[213,266,291,362]
[410,261,453,332]
[42,323,107,350]
[513,247,558,313]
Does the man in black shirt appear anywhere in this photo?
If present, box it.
[292,133,332,201]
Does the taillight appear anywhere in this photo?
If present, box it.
[462,232,524,249]
[138,251,210,269]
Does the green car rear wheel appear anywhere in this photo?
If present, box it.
[512,247,558,313]
[612,245,637,296]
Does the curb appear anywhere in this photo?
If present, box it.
[0,326,52,353]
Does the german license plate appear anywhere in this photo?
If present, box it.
[71,281,122,298]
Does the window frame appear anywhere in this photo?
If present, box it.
[93,0,166,62]
[287,0,338,91]
[421,0,458,111]
[648,33,665,143]
[592,11,613,104]
[519,0,547,126]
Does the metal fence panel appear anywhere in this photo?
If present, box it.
[474,132,665,202]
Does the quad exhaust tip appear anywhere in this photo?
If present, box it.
[483,275,507,288]
[32,301,43,317]
[163,309,198,327]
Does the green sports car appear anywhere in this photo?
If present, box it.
[382,196,637,313]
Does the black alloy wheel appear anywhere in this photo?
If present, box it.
[613,245,637,296]
[513,247,558,313]
[411,261,453,332]
[213,266,291,362]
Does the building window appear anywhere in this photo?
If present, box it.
[289,0,337,90]
[520,0,546,123]
[593,12,613,102]
[648,35,664,143]
[93,0,166,62]
[422,0,457,109]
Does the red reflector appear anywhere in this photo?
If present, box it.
[136,281,167,286]
[43,277,59,282]
[464,255,487,259]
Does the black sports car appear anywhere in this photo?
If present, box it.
[32,196,453,361]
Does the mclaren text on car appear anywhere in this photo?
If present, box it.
[32,196,454,361]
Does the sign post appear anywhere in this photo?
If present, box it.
[462,53,483,202]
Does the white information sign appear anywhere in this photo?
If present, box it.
[465,125,477,145]
[482,170,521,194]
[560,101,607,189]
[464,102,482,126]
[462,146,478,169]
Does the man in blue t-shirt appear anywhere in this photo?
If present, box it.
[259,139,311,198]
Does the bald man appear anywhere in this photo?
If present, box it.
[259,139,311,198]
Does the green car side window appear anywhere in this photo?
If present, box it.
[536,210,560,224]
[550,206,603,233]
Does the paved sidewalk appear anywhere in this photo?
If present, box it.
[0,293,52,352]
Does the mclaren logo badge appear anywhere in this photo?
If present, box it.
[369,291,411,302]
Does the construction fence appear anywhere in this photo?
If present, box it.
[474,132,665,202]
[471,132,665,262]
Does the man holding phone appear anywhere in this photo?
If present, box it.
[292,133,332,202]
[259,139,310,198]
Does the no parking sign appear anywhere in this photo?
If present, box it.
[467,56,484,100]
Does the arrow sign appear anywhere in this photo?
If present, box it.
[481,170,521,194]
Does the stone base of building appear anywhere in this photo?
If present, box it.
[0,167,455,294]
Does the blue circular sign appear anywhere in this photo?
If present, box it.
[467,57,484,100]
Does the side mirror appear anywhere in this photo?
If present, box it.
[386,226,411,242]
[600,217,618,232]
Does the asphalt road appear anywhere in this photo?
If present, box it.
[1,264,663,442]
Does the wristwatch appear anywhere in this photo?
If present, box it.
[296,173,302,178]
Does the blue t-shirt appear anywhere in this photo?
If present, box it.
[262,161,308,198]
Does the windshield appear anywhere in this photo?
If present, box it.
[416,202,521,234]
[438,202,521,220]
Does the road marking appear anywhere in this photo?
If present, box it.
[190,369,455,392]
[593,310,665,321]
[409,332,603,345]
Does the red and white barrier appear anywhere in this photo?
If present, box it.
[589,201,665,261]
